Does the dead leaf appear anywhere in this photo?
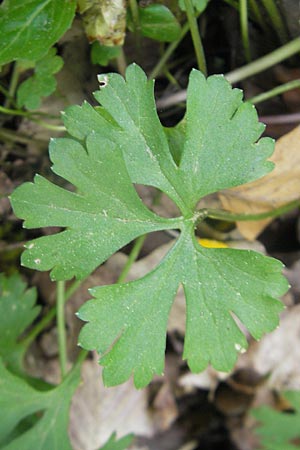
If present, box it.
[151,382,178,431]
[239,304,300,391]
[69,354,155,450]
[219,126,300,240]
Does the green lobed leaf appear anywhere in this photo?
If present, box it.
[0,0,76,65]
[178,70,274,207]
[11,64,289,387]
[11,130,179,280]
[78,230,286,388]
[0,273,40,370]
[137,4,181,42]
[100,432,134,450]
[252,391,300,449]
[17,48,63,110]
[0,358,81,449]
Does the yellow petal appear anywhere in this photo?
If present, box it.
[198,238,228,249]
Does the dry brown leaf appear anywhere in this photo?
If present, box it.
[237,304,300,391]
[219,126,300,240]
[69,355,155,450]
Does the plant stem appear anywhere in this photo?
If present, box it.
[22,278,85,349]
[156,36,300,109]
[4,62,20,108]
[0,84,17,107]
[129,0,141,50]
[240,0,251,62]
[183,0,207,75]
[71,349,88,373]
[249,79,300,104]
[116,47,127,76]
[149,20,192,80]
[0,129,41,145]
[260,0,288,43]
[198,198,300,223]
[0,105,44,117]
[0,105,65,131]
[226,37,300,84]
[0,105,60,118]
[248,0,266,32]
[117,235,146,283]
[57,281,68,379]
[129,0,140,33]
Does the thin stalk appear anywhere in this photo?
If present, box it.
[183,0,207,75]
[116,47,127,76]
[164,68,180,87]
[32,120,65,131]
[149,20,192,80]
[226,37,300,84]
[248,0,266,31]
[156,36,300,109]
[57,281,67,379]
[71,349,88,373]
[0,84,17,107]
[129,0,141,50]
[0,105,59,119]
[199,198,300,223]
[0,105,65,131]
[240,0,251,62]
[249,79,300,104]
[117,235,146,283]
[129,0,140,33]
[260,0,288,43]
[223,0,239,9]
[21,278,85,349]
[4,62,20,108]
[0,105,41,117]
[0,129,37,145]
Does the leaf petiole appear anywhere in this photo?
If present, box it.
[198,198,300,223]
[183,0,207,75]
[117,235,146,283]
[57,280,67,379]
[249,79,300,104]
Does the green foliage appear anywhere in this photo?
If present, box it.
[100,432,134,450]
[0,358,81,450]
[0,0,76,65]
[91,43,121,66]
[10,64,288,388]
[17,48,63,110]
[0,273,40,370]
[136,4,182,42]
[179,0,209,13]
[252,391,300,449]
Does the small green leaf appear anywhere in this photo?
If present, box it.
[252,391,300,449]
[17,48,63,110]
[0,358,80,449]
[91,42,121,66]
[100,432,134,450]
[138,4,181,42]
[0,0,76,65]
[179,0,209,13]
[0,273,40,370]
